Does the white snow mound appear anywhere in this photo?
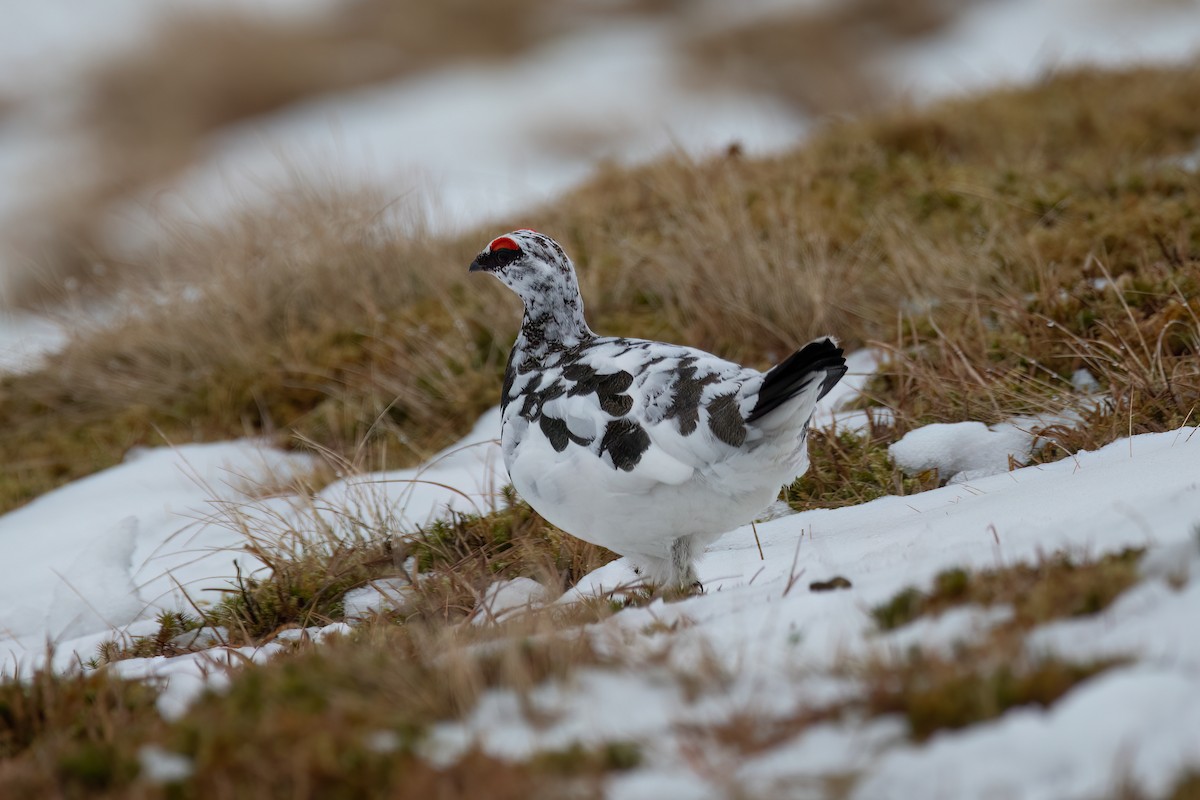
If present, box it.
[889,420,1042,483]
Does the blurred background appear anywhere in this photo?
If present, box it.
[2,0,1200,370]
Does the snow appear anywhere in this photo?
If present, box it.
[342,578,412,620]
[736,718,907,798]
[110,22,804,243]
[471,577,551,625]
[890,0,1200,103]
[1071,367,1102,395]
[888,419,1043,483]
[0,441,314,670]
[1028,559,1200,671]
[0,309,66,373]
[137,744,194,784]
[0,401,507,686]
[854,666,1200,800]
[109,642,286,720]
[879,604,1014,658]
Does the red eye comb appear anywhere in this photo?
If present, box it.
[488,236,520,252]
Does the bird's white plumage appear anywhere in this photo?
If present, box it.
[470,230,846,587]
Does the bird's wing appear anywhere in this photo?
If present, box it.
[528,338,766,487]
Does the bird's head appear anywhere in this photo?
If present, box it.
[469,229,578,301]
[470,229,592,344]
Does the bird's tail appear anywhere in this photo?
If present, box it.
[746,337,847,424]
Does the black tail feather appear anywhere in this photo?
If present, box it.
[746,337,847,423]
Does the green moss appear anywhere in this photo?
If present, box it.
[534,741,643,774]
[868,653,1118,741]
[57,741,138,791]
[871,587,924,631]
[872,549,1145,631]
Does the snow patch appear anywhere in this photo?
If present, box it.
[471,577,551,625]
[137,744,193,784]
[343,578,413,620]
[0,440,314,671]
[889,419,1047,483]
[878,605,1015,657]
[0,310,66,374]
[108,642,285,720]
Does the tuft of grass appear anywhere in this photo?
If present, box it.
[784,424,940,511]
[411,487,614,592]
[871,549,1145,631]
[88,611,207,667]
[861,651,1119,741]
[93,484,617,650]
[0,663,166,795]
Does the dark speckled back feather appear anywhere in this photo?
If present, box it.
[747,339,848,423]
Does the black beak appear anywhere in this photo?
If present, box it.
[469,255,488,273]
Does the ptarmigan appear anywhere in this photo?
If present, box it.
[470,229,847,589]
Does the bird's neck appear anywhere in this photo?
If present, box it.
[515,291,594,363]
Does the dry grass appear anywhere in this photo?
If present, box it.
[7,64,1200,515]
[0,662,166,795]
[90,480,616,655]
[0,186,504,510]
[1168,775,1200,800]
[784,424,940,511]
[1,620,624,798]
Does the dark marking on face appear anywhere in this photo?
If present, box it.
[471,246,521,272]
[706,392,747,448]
[599,418,651,471]
[665,358,720,435]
